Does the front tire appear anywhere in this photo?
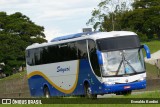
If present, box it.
[116,90,132,96]
[84,84,97,98]
[44,87,51,98]
[123,90,132,96]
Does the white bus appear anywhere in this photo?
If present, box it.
[26,31,150,98]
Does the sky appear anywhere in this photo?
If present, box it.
[0,0,100,41]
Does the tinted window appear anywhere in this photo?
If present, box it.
[68,42,77,60]
[88,40,101,77]
[41,47,49,64]
[97,35,140,51]
[59,43,77,61]
[26,50,34,66]
[26,40,87,66]
[34,48,41,65]
[77,40,87,59]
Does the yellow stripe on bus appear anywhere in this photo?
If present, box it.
[27,60,80,94]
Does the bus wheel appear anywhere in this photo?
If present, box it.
[123,90,132,96]
[84,84,97,98]
[116,90,132,96]
[44,87,50,98]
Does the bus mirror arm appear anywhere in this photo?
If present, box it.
[142,44,151,59]
[96,50,103,65]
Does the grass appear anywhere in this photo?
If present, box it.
[141,40,160,79]
[0,91,160,106]
[0,71,26,81]
[114,91,160,98]
[141,40,160,78]
[145,63,158,79]
[0,104,160,107]
[0,91,160,107]
[143,40,160,54]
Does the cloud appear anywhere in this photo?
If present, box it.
[0,0,99,20]
[0,0,100,41]
[44,28,75,42]
[44,28,63,42]
[0,0,26,5]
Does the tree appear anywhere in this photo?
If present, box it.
[0,12,47,74]
[87,0,133,31]
[132,0,160,9]
[121,0,160,40]
[87,0,160,41]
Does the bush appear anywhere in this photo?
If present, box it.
[136,32,148,42]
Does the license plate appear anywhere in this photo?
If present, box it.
[124,86,131,89]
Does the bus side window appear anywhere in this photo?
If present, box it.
[68,42,77,60]
[88,40,101,77]
[26,50,32,66]
[77,40,88,59]
[27,49,36,66]
[59,43,77,62]
[34,48,41,65]
[41,47,49,64]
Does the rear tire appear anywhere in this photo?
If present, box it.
[84,84,97,99]
[44,87,51,98]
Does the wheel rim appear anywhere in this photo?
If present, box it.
[44,88,50,98]
[86,87,92,98]
[45,92,49,98]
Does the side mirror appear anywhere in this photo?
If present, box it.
[96,50,103,65]
[142,44,151,59]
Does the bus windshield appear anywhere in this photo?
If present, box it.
[102,48,145,76]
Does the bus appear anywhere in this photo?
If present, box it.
[26,31,151,98]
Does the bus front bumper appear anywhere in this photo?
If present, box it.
[101,80,146,94]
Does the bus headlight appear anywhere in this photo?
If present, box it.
[138,77,146,81]
[104,81,115,85]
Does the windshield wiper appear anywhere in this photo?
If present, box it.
[116,51,137,75]
[124,59,137,73]
[116,60,123,75]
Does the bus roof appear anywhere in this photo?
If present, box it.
[50,32,99,42]
[26,31,137,50]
